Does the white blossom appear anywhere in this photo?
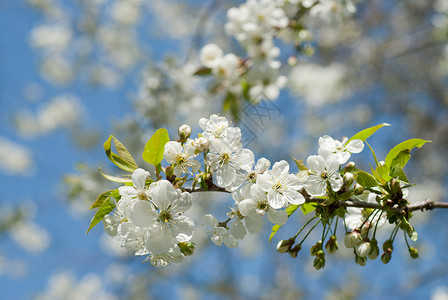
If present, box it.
[318,135,364,164]
[163,140,201,177]
[256,160,305,209]
[304,155,343,196]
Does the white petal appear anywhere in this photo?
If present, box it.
[267,208,288,225]
[238,199,257,216]
[204,214,218,227]
[244,213,262,234]
[272,160,289,176]
[256,173,273,191]
[268,190,287,209]
[151,180,176,210]
[171,216,195,242]
[255,157,271,173]
[325,156,340,173]
[284,190,306,205]
[329,174,343,192]
[307,155,325,173]
[230,219,247,239]
[146,225,174,254]
[118,186,138,198]
[132,168,149,192]
[131,200,154,228]
[346,139,364,154]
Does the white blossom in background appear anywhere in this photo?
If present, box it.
[9,221,51,253]
[345,191,386,230]
[0,137,34,176]
[318,135,364,164]
[15,94,83,138]
[432,286,448,300]
[288,63,349,106]
[304,155,342,196]
[30,24,72,52]
[256,160,305,209]
[36,271,117,300]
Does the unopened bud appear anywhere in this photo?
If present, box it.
[355,242,371,258]
[178,242,195,256]
[409,247,419,259]
[178,124,192,142]
[381,249,393,264]
[310,241,323,256]
[343,172,354,186]
[192,137,209,152]
[345,161,356,172]
[344,230,361,248]
[277,238,294,253]
[355,255,366,266]
[289,244,302,258]
[368,239,379,260]
[354,184,364,195]
[383,239,394,252]
[313,256,326,270]
[325,235,339,254]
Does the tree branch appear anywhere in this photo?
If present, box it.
[182,186,448,212]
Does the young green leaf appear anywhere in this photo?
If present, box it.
[301,202,316,214]
[375,164,392,182]
[385,138,431,168]
[90,190,112,209]
[103,135,138,172]
[355,171,379,188]
[269,204,300,243]
[142,128,170,166]
[389,165,409,183]
[86,198,116,234]
[291,156,308,171]
[346,123,390,144]
[193,67,212,76]
[99,168,133,183]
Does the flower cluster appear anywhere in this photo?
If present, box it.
[93,115,427,268]
[196,0,360,104]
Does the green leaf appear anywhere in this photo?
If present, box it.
[376,164,392,182]
[355,171,379,188]
[365,141,380,167]
[86,198,116,234]
[241,79,251,101]
[222,92,239,121]
[300,203,316,214]
[193,67,212,76]
[291,156,308,171]
[346,123,390,144]
[113,137,138,169]
[142,128,170,166]
[90,190,112,209]
[385,138,431,168]
[370,164,386,184]
[103,135,138,172]
[269,204,300,243]
[99,168,133,183]
[389,165,409,183]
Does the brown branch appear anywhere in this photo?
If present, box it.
[183,186,448,212]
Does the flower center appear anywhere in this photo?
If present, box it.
[219,153,231,165]
[158,211,172,223]
[274,182,284,194]
[321,171,328,179]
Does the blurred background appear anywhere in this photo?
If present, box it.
[1,0,448,299]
